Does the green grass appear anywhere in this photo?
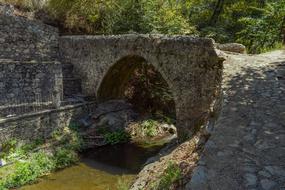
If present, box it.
[116,176,134,190]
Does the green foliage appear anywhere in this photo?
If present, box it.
[188,0,284,53]
[47,0,196,35]
[150,162,181,190]
[68,122,81,132]
[0,138,45,161]
[0,139,17,159]
[0,147,78,189]
[125,63,176,116]
[116,176,133,190]
[236,2,285,53]
[104,129,130,145]
[141,1,196,34]
[0,127,80,189]
[140,119,159,137]
[53,147,78,169]
[30,152,56,173]
[2,0,284,53]
[0,151,55,189]
[2,162,39,188]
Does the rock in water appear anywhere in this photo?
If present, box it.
[92,100,139,131]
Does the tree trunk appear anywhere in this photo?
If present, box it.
[259,0,266,7]
[210,0,225,25]
[282,16,285,45]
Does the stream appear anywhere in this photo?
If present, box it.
[20,142,168,190]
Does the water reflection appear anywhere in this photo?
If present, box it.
[20,143,165,190]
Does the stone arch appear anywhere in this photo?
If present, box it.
[97,54,176,117]
[59,35,224,138]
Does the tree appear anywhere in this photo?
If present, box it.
[210,0,225,25]
[281,16,285,45]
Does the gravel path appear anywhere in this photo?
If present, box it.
[187,50,285,190]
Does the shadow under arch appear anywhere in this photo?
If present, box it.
[97,55,176,117]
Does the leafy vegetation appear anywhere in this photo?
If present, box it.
[1,0,284,53]
[0,125,81,190]
[149,162,181,190]
[140,119,159,137]
[103,129,130,145]
[0,146,78,190]
[156,162,181,190]
[116,175,134,190]
[47,0,196,35]
[235,2,285,53]
[124,63,176,117]
[0,152,55,189]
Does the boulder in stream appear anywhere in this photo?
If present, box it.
[91,100,139,131]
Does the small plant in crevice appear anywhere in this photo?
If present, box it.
[140,119,159,137]
[152,162,182,190]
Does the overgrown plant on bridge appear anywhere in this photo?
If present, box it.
[151,162,182,190]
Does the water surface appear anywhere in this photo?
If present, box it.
[20,142,166,190]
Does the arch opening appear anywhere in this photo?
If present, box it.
[97,55,176,119]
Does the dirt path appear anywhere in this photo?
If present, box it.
[187,50,285,190]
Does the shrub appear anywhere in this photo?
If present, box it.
[0,134,80,189]
[116,176,133,190]
[140,119,159,137]
[47,0,197,35]
[54,147,78,169]
[236,2,285,53]
[1,151,55,189]
[104,129,130,145]
[156,162,181,190]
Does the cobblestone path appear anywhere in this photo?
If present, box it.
[187,50,285,190]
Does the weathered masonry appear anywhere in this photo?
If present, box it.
[0,5,93,143]
[60,35,224,135]
[0,3,224,142]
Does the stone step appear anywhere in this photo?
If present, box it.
[62,63,74,78]
[63,77,82,97]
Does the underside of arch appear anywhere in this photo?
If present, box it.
[97,55,176,117]
[97,55,146,101]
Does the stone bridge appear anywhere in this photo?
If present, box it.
[59,35,224,136]
[0,7,223,142]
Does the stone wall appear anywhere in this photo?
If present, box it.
[0,103,95,144]
[60,34,225,136]
[0,5,62,117]
[0,60,62,117]
[0,4,58,61]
